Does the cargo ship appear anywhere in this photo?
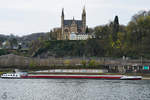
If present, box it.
[1,73,142,80]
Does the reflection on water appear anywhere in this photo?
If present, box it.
[0,79,150,100]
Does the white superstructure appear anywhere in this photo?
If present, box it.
[120,76,142,80]
[1,73,21,78]
[1,72,28,78]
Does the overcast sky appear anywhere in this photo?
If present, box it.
[0,0,150,36]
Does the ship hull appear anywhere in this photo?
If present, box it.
[1,73,142,80]
[21,75,142,80]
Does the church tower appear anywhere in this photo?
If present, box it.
[61,8,64,40]
[82,6,86,33]
[58,7,87,40]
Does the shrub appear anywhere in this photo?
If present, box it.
[81,60,86,67]
[88,60,96,67]
[64,60,70,66]
[29,60,36,68]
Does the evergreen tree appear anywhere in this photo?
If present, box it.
[112,16,119,42]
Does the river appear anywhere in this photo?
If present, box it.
[0,79,150,100]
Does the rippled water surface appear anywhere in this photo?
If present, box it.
[0,79,150,100]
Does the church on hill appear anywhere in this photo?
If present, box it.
[53,7,91,40]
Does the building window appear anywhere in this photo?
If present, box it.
[65,29,68,32]
[78,29,81,33]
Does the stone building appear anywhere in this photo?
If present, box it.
[54,7,87,40]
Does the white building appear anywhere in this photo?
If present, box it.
[70,33,92,40]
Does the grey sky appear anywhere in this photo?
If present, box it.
[0,0,150,36]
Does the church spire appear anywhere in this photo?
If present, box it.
[82,6,86,15]
[82,6,86,33]
[61,8,64,40]
[62,8,64,17]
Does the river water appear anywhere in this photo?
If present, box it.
[0,79,150,100]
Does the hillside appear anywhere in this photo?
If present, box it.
[20,32,49,42]
[0,34,9,42]
[31,10,150,59]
